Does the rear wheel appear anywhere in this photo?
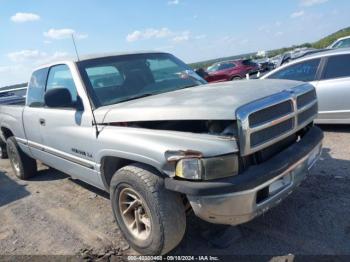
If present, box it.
[0,145,8,159]
[6,137,37,180]
[110,164,186,255]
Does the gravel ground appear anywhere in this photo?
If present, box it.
[0,125,349,259]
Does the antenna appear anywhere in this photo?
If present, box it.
[71,34,80,61]
[70,34,99,137]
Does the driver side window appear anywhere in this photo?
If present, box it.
[218,63,235,70]
[46,65,78,102]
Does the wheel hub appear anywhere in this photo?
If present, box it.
[118,187,151,240]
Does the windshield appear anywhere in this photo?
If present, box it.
[207,64,220,72]
[77,53,206,107]
[332,38,350,49]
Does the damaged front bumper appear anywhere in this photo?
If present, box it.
[165,126,323,225]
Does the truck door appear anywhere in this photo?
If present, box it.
[37,64,102,188]
[22,68,50,160]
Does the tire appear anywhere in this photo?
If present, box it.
[0,145,8,159]
[6,137,37,180]
[231,76,242,81]
[110,164,186,255]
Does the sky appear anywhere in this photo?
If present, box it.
[0,0,349,86]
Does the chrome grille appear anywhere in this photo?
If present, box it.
[298,102,318,125]
[250,118,294,147]
[236,84,318,156]
[297,89,316,109]
[249,100,293,127]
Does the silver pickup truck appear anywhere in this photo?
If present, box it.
[0,52,323,255]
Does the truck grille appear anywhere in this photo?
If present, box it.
[249,100,293,127]
[236,84,318,156]
[250,118,294,147]
[298,102,318,126]
[297,89,316,109]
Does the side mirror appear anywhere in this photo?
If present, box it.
[44,88,73,108]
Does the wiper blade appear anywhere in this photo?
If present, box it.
[117,84,200,103]
[178,84,200,90]
[118,93,154,103]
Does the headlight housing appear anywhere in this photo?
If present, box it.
[167,151,239,180]
[201,154,239,180]
[175,158,203,180]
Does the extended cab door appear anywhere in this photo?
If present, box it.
[22,68,49,160]
[314,54,350,123]
[36,63,103,188]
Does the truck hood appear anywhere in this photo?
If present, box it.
[94,79,304,123]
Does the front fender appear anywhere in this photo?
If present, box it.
[95,126,239,176]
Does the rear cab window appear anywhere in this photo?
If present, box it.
[27,68,48,107]
[86,66,124,89]
[267,58,321,82]
[148,58,180,81]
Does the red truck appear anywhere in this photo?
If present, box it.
[205,59,259,83]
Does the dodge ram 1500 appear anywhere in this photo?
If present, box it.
[0,52,323,255]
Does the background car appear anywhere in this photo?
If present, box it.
[328,36,350,49]
[204,59,259,82]
[254,58,275,72]
[0,87,26,105]
[274,48,330,68]
[262,48,350,124]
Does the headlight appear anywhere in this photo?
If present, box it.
[201,154,239,180]
[175,158,203,180]
[174,154,239,181]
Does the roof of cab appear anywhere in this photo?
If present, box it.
[77,50,167,62]
[34,50,169,70]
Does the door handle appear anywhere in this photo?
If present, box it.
[39,118,46,126]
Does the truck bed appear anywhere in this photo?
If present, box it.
[0,105,25,143]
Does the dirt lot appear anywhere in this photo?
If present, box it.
[1,125,350,259]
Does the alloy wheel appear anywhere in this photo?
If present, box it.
[118,187,152,240]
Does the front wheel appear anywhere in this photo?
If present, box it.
[110,164,186,255]
[231,76,242,81]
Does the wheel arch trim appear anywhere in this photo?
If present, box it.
[98,150,165,192]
